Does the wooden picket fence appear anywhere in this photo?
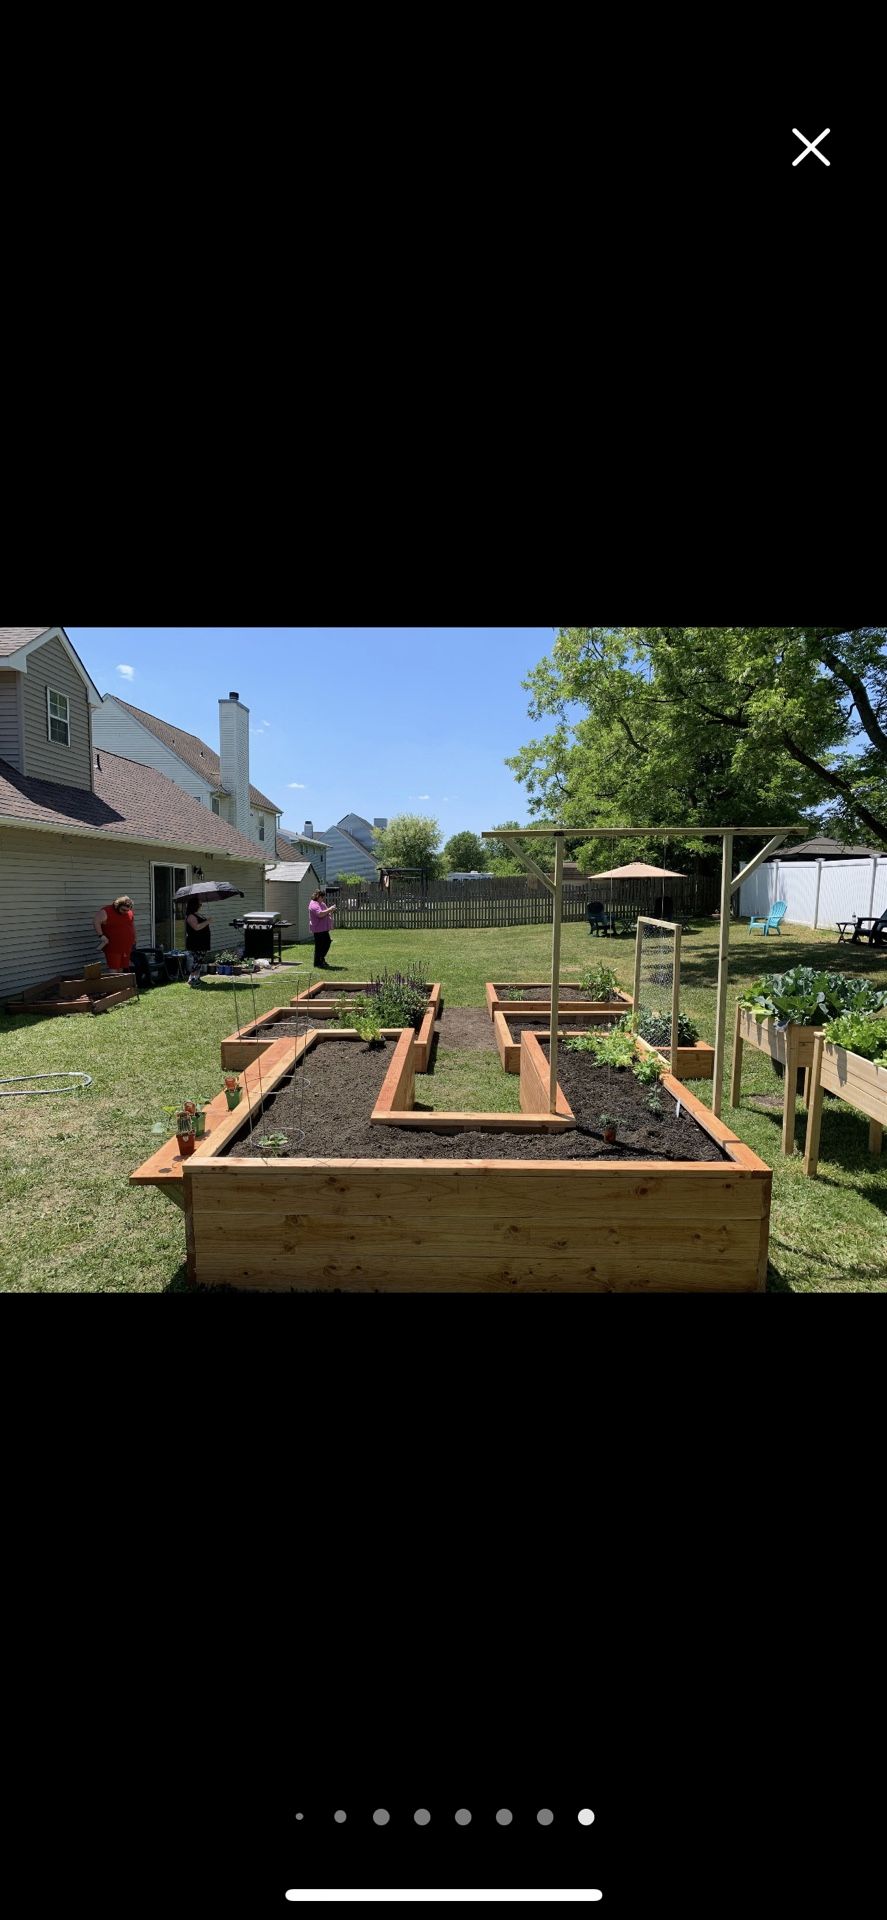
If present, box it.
[326,875,722,930]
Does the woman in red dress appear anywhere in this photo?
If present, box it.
[93,895,137,971]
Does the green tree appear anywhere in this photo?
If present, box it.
[373,813,443,875]
[443,831,488,872]
[485,820,536,875]
[506,627,887,853]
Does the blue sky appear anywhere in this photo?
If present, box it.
[67,627,559,844]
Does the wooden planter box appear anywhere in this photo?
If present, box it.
[730,1007,820,1155]
[289,980,441,1071]
[486,981,633,1020]
[4,969,136,1016]
[130,1030,771,1292]
[803,1032,887,1177]
[634,1036,716,1082]
[493,1007,618,1074]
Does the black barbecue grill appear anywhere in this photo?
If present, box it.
[229,912,291,962]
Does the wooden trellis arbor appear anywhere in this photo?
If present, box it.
[481,826,805,1115]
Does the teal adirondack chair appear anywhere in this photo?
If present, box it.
[747,900,787,935]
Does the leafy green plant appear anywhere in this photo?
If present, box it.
[258,1132,290,1156]
[646,1090,664,1115]
[599,1113,618,1140]
[337,873,366,887]
[822,1011,887,1062]
[567,1028,636,1068]
[579,962,621,1001]
[632,1051,664,1086]
[353,1014,385,1046]
[634,1007,699,1047]
[328,995,367,1028]
[739,967,887,1028]
[366,964,429,1028]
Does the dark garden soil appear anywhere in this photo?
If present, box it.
[221,1035,726,1163]
[497,984,624,1002]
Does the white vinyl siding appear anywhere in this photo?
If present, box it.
[318,825,378,883]
[0,828,265,1001]
[92,698,214,803]
[0,673,24,771]
[22,636,94,790]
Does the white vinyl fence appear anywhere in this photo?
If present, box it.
[740,857,887,932]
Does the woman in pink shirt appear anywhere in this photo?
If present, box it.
[308,888,336,968]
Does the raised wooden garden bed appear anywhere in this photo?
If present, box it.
[730,1006,820,1155]
[130,1028,771,1292]
[4,968,137,1016]
[289,980,442,1071]
[370,1026,574,1130]
[485,981,633,1020]
[493,1008,618,1074]
[634,1035,716,1081]
[221,1002,437,1073]
[803,1032,887,1177]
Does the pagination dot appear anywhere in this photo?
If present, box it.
[578,1808,595,1826]
[373,1809,390,1825]
[414,1809,431,1826]
[496,1809,513,1825]
[334,1811,347,1824]
[455,1809,472,1825]
[537,1808,554,1825]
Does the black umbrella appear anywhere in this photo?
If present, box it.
[174,881,245,904]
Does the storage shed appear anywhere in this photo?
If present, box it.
[263,860,323,943]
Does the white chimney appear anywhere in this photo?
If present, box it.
[374,817,388,831]
[303,820,314,837]
[219,692,250,840]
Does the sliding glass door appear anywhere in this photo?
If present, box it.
[152,865,189,949]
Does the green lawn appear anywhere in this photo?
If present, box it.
[1,919,885,1292]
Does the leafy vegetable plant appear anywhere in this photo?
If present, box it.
[739,968,887,1028]
[579,962,621,1001]
[821,1011,887,1062]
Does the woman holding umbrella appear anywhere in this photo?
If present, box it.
[173,879,244,981]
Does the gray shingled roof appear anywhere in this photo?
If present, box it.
[0,750,265,860]
[0,626,53,657]
[109,695,281,816]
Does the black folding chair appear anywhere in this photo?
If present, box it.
[586,901,609,936]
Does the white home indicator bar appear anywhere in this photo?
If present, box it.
[285,1893,602,1903]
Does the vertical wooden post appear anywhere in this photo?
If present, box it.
[549,836,564,1113]
[802,1031,826,1178]
[712,832,733,1118]
[670,925,682,1076]
[729,999,744,1109]
[868,1119,884,1155]
[633,918,643,1019]
[782,1022,800,1155]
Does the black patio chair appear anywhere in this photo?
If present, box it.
[586,901,609,936]
[853,907,887,946]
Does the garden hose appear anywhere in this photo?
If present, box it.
[0,1073,93,1097]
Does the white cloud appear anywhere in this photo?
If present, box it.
[116,664,135,681]
[415,794,430,800]
[287,781,306,789]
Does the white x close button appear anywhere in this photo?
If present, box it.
[792,128,830,166]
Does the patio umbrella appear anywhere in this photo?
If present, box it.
[174,881,245,903]
[589,861,685,924]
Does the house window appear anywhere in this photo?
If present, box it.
[211,797,220,815]
[47,688,70,746]
[259,819,265,841]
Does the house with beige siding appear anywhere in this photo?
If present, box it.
[0,628,266,1001]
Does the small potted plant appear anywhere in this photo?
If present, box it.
[223,1072,242,1109]
[599,1112,618,1143]
[216,949,237,976]
[174,1109,196,1157]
